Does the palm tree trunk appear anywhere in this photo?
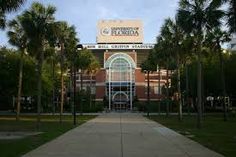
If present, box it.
[158,68,161,115]
[73,65,77,125]
[197,47,202,129]
[218,48,227,121]
[80,71,83,115]
[166,61,169,117]
[52,58,55,115]
[185,64,190,116]
[60,68,64,123]
[147,71,150,117]
[89,73,92,108]
[16,48,25,121]
[70,65,73,113]
[60,43,64,124]
[177,54,182,121]
[37,46,44,130]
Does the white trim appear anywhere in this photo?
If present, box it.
[139,99,161,101]
[95,99,103,101]
[83,43,154,50]
[112,91,129,100]
[105,53,136,69]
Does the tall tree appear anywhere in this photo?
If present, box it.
[141,52,156,117]
[0,0,25,29]
[52,21,80,123]
[160,18,185,121]
[52,21,73,123]
[85,56,100,108]
[155,33,174,117]
[20,2,56,128]
[74,48,93,113]
[205,28,230,121]
[226,0,236,34]
[7,15,28,121]
[153,44,166,115]
[177,0,224,128]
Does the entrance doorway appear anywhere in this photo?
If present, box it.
[105,53,136,110]
[112,91,129,110]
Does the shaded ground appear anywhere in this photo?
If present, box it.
[0,115,96,157]
[0,132,43,140]
[149,114,236,157]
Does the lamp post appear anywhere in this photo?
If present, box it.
[73,44,83,126]
[144,70,150,117]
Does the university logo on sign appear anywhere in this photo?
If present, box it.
[101,27,111,36]
[101,27,139,36]
[97,20,143,43]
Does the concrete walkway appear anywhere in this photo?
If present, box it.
[23,113,223,157]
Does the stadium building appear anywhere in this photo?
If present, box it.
[80,20,168,110]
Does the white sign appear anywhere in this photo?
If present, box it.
[101,27,139,36]
[97,20,143,43]
[83,44,155,50]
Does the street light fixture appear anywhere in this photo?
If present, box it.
[73,44,83,126]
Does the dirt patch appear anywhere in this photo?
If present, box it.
[0,132,43,140]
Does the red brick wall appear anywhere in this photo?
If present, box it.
[135,68,145,82]
[96,69,106,83]
[95,51,163,101]
[96,86,105,99]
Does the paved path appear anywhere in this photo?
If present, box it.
[23,113,223,157]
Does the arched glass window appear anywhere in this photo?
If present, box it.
[105,53,136,110]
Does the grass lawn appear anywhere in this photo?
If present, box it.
[149,114,236,157]
[0,115,96,157]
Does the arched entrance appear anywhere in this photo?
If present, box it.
[105,53,136,110]
[112,91,129,110]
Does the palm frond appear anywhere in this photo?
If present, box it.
[0,0,25,12]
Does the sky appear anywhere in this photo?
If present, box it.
[0,0,179,47]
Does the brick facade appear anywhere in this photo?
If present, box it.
[91,50,167,102]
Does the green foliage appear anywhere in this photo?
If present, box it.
[225,53,236,96]
[0,49,35,109]
[0,48,56,111]
[179,52,236,98]
[226,0,236,33]
[177,0,225,36]
[140,50,157,72]
[78,91,103,113]
[20,2,56,58]
[0,0,25,29]
[75,48,94,70]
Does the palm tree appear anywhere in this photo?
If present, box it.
[52,21,73,123]
[48,22,78,118]
[7,15,28,121]
[44,47,58,114]
[156,32,174,117]
[75,48,93,114]
[20,2,56,128]
[86,57,100,108]
[141,53,156,117]
[181,35,195,115]
[205,28,230,121]
[154,44,167,116]
[177,0,224,128]
[225,0,236,34]
[0,0,25,29]
[160,18,185,121]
